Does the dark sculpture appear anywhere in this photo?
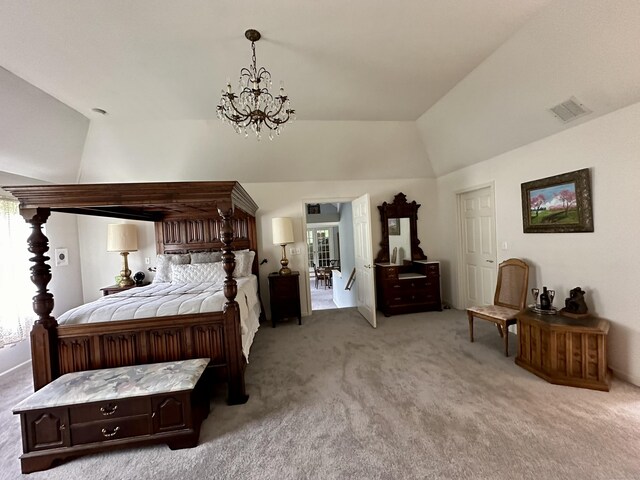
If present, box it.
[564,287,588,314]
[133,271,145,286]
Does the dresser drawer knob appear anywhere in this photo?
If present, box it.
[100,403,118,416]
[101,426,120,438]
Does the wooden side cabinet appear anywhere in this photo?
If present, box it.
[268,272,301,327]
[515,310,611,391]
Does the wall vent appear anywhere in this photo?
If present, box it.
[549,97,591,123]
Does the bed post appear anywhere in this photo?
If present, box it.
[21,207,59,391]
[219,204,249,405]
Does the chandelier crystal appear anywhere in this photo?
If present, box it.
[217,29,295,140]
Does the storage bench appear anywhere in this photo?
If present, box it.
[13,358,210,474]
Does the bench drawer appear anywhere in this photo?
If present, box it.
[69,397,148,424]
[70,415,150,445]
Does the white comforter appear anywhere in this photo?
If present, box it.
[57,276,261,358]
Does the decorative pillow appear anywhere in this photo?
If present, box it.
[233,250,255,278]
[170,262,226,284]
[153,254,191,283]
[191,251,223,264]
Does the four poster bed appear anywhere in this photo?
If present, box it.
[3,181,259,405]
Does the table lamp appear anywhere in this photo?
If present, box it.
[107,223,138,287]
[272,217,294,275]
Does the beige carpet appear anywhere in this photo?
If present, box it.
[310,280,337,310]
[1,309,639,480]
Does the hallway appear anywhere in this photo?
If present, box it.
[310,275,337,310]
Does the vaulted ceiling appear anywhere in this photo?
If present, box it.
[1,0,640,182]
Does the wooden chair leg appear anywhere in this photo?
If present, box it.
[467,312,474,342]
[504,327,510,357]
[496,324,504,338]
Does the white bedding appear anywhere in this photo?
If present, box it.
[57,276,261,359]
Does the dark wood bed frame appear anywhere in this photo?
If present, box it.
[3,181,259,405]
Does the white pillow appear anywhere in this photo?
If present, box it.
[153,254,191,283]
[170,262,226,284]
[191,251,223,264]
[233,250,255,278]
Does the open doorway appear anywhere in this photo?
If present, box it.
[305,201,356,311]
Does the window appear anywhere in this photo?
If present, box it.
[307,227,336,268]
[0,198,34,348]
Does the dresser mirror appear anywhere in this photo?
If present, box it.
[375,193,426,264]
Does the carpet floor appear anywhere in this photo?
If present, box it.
[1,309,639,480]
[310,280,338,310]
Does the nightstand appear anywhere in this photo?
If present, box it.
[100,282,149,296]
[268,272,301,328]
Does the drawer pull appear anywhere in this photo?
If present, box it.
[393,285,401,289]
[100,403,118,416]
[101,426,120,438]
[59,423,66,431]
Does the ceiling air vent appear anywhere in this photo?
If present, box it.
[549,97,591,123]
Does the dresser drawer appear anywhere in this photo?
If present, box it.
[380,266,398,279]
[70,415,150,445]
[69,397,148,424]
[385,278,429,293]
[387,291,440,307]
[425,264,439,276]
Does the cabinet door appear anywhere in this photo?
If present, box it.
[152,393,190,433]
[23,408,70,451]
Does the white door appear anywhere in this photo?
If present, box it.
[459,186,497,307]
[352,193,377,328]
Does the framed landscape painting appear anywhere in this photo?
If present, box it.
[521,168,593,233]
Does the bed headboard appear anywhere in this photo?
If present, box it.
[155,212,258,274]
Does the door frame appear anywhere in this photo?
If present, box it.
[301,197,355,315]
[455,182,497,309]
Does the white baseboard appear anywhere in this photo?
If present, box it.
[609,366,640,388]
[0,359,31,378]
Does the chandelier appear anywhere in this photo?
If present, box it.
[217,29,295,140]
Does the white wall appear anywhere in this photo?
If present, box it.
[76,120,434,183]
[433,100,640,385]
[333,202,356,308]
[77,217,156,303]
[0,67,89,183]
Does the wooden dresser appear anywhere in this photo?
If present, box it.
[375,260,441,316]
[13,359,210,473]
[515,310,611,391]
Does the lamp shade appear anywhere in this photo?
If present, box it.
[272,217,294,245]
[107,224,138,252]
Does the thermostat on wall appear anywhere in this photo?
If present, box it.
[54,248,69,267]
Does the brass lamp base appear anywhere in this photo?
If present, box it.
[118,251,135,287]
[279,244,292,275]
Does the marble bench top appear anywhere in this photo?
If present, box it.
[13,358,209,413]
